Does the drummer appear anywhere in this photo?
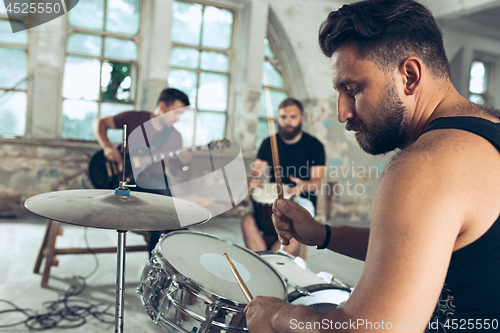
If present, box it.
[242,97,325,256]
[245,0,500,331]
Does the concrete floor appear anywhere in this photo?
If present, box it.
[0,213,366,333]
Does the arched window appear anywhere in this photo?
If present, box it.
[469,60,490,106]
[257,38,288,145]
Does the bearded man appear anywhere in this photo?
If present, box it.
[241,97,325,255]
[244,0,500,332]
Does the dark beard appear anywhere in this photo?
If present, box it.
[279,122,302,140]
[346,84,408,155]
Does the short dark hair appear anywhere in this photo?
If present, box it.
[278,97,304,114]
[157,88,190,107]
[318,0,450,79]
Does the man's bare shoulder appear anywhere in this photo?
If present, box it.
[387,121,500,178]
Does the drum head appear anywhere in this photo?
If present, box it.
[288,284,351,312]
[159,231,286,304]
[260,253,328,289]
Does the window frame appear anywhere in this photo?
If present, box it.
[60,0,144,142]
[168,0,240,145]
[257,26,294,146]
[0,13,31,139]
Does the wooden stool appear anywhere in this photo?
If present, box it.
[34,219,149,287]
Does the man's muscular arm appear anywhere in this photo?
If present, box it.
[93,116,122,163]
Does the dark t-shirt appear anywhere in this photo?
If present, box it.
[112,110,183,195]
[113,110,182,152]
[257,132,325,206]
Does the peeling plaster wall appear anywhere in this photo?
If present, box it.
[0,141,95,216]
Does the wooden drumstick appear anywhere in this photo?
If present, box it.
[263,73,286,200]
[263,73,293,245]
[223,253,253,303]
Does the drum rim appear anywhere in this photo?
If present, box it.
[153,230,288,307]
[287,283,351,303]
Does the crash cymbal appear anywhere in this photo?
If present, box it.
[24,189,211,231]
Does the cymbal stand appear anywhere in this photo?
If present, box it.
[114,125,136,333]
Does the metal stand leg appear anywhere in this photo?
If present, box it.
[115,230,127,333]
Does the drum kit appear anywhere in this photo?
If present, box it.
[25,186,352,332]
[23,129,352,333]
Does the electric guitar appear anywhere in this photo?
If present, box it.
[88,139,230,190]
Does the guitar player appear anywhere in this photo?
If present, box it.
[92,87,192,254]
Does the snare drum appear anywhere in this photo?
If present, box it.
[250,184,292,236]
[138,231,287,333]
[260,252,351,312]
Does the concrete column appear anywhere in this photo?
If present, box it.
[141,0,173,111]
[29,15,66,139]
[232,0,269,151]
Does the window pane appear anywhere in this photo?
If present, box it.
[68,0,105,30]
[104,37,137,60]
[259,89,287,117]
[62,99,98,140]
[470,61,485,78]
[201,6,232,49]
[0,21,28,45]
[264,39,274,59]
[469,94,485,105]
[63,56,101,100]
[0,91,27,136]
[198,72,228,112]
[0,47,27,90]
[262,61,284,88]
[170,47,199,69]
[257,119,277,146]
[167,69,198,106]
[200,51,228,72]
[67,33,102,56]
[101,102,127,142]
[101,60,132,102]
[173,108,195,147]
[197,112,225,144]
[106,0,141,35]
[171,1,202,46]
[469,77,485,94]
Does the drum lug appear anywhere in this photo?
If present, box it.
[295,286,311,296]
[197,300,221,333]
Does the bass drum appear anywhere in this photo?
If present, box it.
[138,231,287,333]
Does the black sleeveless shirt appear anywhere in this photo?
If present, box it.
[420,117,500,332]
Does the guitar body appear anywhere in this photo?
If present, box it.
[88,139,230,190]
[88,149,134,189]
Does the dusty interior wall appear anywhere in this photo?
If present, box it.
[0,141,96,217]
